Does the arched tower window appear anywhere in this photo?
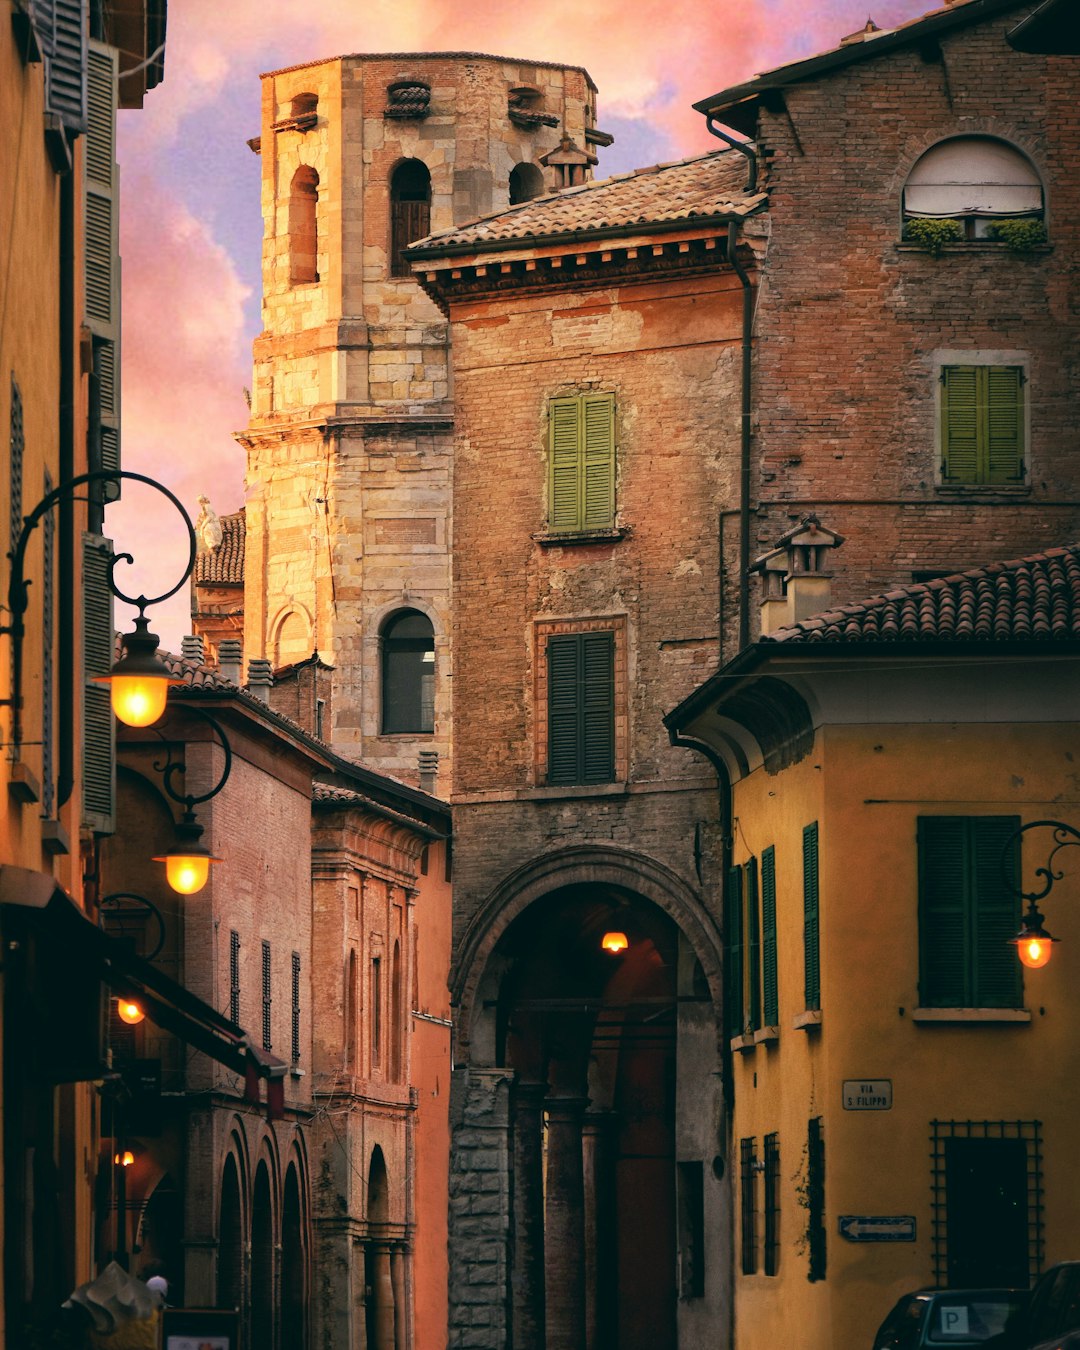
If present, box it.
[510,162,545,205]
[389,159,431,277]
[290,92,318,120]
[903,136,1043,239]
[381,609,434,734]
[289,166,319,284]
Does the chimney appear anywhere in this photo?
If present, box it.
[418,749,439,794]
[181,634,205,664]
[246,657,273,704]
[752,515,844,631]
[218,638,243,686]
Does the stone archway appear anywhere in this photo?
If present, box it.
[448,847,727,1350]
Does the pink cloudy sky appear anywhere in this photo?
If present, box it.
[112,0,931,648]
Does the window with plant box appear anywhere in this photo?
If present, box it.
[918,816,1023,1009]
[902,136,1044,243]
[940,365,1025,486]
[548,392,615,533]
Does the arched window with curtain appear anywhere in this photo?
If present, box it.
[381,609,435,733]
[389,159,431,277]
[902,136,1044,240]
[289,165,320,284]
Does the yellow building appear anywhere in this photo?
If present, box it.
[1,2,165,1340]
[667,528,1080,1349]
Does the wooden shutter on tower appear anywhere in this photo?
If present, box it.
[942,366,1024,484]
[761,845,778,1026]
[803,822,820,1011]
[549,398,583,531]
[942,366,980,483]
[81,533,115,833]
[548,394,615,531]
[546,631,614,785]
[985,367,1025,484]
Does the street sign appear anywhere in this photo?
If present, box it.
[842,1079,892,1110]
[839,1215,916,1242]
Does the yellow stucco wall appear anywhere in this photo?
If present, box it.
[729,720,1080,1350]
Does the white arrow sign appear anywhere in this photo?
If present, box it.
[838,1215,916,1242]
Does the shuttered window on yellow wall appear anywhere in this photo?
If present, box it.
[548,393,615,531]
[941,365,1025,485]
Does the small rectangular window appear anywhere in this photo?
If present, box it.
[548,393,615,532]
[229,930,241,1025]
[764,1133,781,1276]
[547,631,615,785]
[740,1137,757,1275]
[261,940,272,1051]
[941,365,1025,485]
[371,956,382,1066]
[803,823,820,1012]
[918,816,1022,1008]
[291,951,301,1064]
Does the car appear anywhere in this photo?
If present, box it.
[983,1261,1080,1349]
[873,1288,1029,1349]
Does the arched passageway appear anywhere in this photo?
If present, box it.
[251,1161,275,1348]
[218,1154,244,1313]
[281,1162,306,1347]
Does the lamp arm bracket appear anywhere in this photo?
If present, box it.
[1008,819,1080,904]
[156,706,233,811]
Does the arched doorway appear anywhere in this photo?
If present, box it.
[450,849,725,1350]
[281,1162,306,1347]
[365,1147,395,1350]
[251,1160,275,1348]
[139,1173,184,1306]
[218,1153,244,1314]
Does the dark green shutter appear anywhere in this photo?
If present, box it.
[725,864,744,1036]
[942,366,1024,485]
[81,533,114,833]
[548,393,614,531]
[547,632,614,785]
[918,816,1022,1008]
[803,822,820,1011]
[761,845,778,1026]
[745,857,761,1033]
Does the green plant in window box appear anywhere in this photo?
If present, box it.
[902,218,964,254]
[984,218,1047,251]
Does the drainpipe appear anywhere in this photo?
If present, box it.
[705,115,757,193]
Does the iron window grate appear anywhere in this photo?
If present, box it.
[807,1116,827,1282]
[929,1118,1044,1288]
[764,1132,781,1277]
[291,951,301,1064]
[740,1136,757,1275]
[229,930,240,1025]
[261,941,272,1051]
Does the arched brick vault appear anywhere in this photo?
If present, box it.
[451,844,725,1058]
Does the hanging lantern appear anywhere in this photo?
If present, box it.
[601,931,629,955]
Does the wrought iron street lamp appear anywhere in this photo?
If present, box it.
[1005,819,1080,968]
[150,706,232,895]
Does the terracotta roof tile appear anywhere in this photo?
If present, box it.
[764,545,1080,646]
[193,511,245,585]
[408,149,765,254]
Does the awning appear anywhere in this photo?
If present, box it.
[0,865,286,1119]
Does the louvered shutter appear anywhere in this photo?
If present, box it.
[761,845,778,1026]
[580,631,614,783]
[86,42,120,489]
[942,366,980,483]
[745,857,761,1033]
[81,533,115,833]
[918,817,969,1006]
[725,864,744,1036]
[971,816,1023,1008]
[547,635,582,784]
[986,367,1025,484]
[49,0,87,132]
[581,393,615,529]
[42,473,55,817]
[549,398,582,531]
[803,822,820,1011]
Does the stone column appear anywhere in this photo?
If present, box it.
[544,1095,589,1350]
[370,1240,395,1350]
[511,1080,547,1349]
[581,1113,615,1350]
[391,1245,407,1350]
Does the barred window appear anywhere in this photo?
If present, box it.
[229,930,241,1024]
[261,940,272,1051]
[740,1136,757,1275]
[291,951,301,1064]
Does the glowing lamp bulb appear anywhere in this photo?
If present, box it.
[165,853,211,896]
[1019,936,1053,969]
[109,674,170,728]
[116,998,145,1025]
[115,1151,134,1168]
[601,930,628,955]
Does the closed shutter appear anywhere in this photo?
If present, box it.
[391,198,429,276]
[918,816,1022,1008]
[986,367,1025,484]
[725,864,743,1036]
[81,533,114,833]
[48,0,87,132]
[86,42,120,490]
[548,393,615,531]
[42,472,55,817]
[550,398,582,531]
[761,845,778,1026]
[745,856,761,1033]
[582,394,615,528]
[546,631,615,785]
[942,366,1024,484]
[803,822,820,1011]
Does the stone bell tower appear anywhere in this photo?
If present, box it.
[239,51,608,789]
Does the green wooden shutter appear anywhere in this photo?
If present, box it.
[986,367,1025,484]
[942,366,980,483]
[803,822,820,1011]
[81,533,115,833]
[761,845,778,1026]
[546,632,614,785]
[581,393,615,529]
[918,817,970,1006]
[971,816,1023,1008]
[725,864,744,1036]
[745,856,761,1033]
[580,631,615,783]
[550,397,583,530]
